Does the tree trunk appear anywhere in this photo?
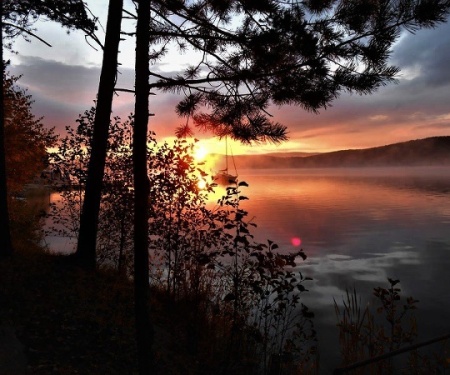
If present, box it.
[75,0,123,268]
[0,5,14,256]
[133,1,154,374]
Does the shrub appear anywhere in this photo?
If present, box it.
[47,107,317,374]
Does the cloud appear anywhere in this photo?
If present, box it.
[392,21,450,88]
[8,56,102,131]
[369,115,389,122]
[6,16,450,152]
[13,56,100,102]
[7,55,184,137]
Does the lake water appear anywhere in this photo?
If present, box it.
[43,166,450,371]
[236,166,450,372]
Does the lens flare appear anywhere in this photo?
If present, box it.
[291,237,302,247]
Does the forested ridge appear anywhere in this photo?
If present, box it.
[231,136,450,169]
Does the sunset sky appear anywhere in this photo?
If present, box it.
[5,1,450,155]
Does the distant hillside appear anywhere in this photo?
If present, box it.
[224,136,450,169]
[256,151,318,158]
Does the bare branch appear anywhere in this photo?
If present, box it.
[3,22,52,47]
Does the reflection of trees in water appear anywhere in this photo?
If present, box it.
[338,170,450,196]
[43,158,450,371]
[240,169,450,370]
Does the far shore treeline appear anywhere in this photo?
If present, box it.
[227,136,450,169]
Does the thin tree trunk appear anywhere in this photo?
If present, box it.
[0,4,14,256]
[133,0,154,373]
[75,0,123,268]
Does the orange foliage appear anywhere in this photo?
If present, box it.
[3,72,56,194]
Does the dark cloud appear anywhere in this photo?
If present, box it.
[11,56,100,101]
[268,19,450,146]
[392,20,450,88]
[8,56,103,132]
[7,55,184,137]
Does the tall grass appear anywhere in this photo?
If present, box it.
[334,280,448,374]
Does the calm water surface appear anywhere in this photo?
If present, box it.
[44,166,450,371]
[237,166,450,371]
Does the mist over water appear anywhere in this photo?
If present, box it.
[237,166,450,372]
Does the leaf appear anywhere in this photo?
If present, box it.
[388,278,400,286]
[297,284,308,292]
[275,257,286,267]
[223,293,235,302]
[298,251,307,260]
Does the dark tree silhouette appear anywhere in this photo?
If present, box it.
[1,0,94,256]
[75,0,124,268]
[140,0,450,142]
[0,6,12,255]
[133,1,155,373]
[76,0,450,266]
[2,0,96,49]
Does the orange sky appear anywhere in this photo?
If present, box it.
[5,2,450,155]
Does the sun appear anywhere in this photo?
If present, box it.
[194,144,208,161]
[197,177,207,190]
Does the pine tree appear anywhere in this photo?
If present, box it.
[139,0,450,142]
[77,0,450,266]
